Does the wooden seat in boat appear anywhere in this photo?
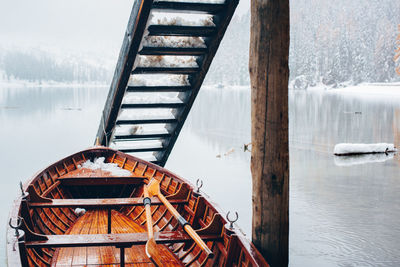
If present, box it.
[52,209,182,266]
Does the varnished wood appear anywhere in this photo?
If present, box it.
[143,185,165,266]
[8,147,269,267]
[57,176,146,186]
[51,210,183,266]
[147,179,213,258]
[29,197,187,208]
[27,231,221,248]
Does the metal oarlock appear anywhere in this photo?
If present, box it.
[19,181,26,198]
[196,179,203,193]
[226,211,239,229]
[9,217,22,237]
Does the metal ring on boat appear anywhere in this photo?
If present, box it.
[9,216,22,237]
[226,211,239,229]
[196,179,203,193]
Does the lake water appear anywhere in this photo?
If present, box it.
[1,85,400,266]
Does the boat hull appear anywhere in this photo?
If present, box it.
[7,147,268,266]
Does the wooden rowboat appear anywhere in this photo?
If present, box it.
[7,146,268,266]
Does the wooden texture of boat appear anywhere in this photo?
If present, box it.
[7,146,268,266]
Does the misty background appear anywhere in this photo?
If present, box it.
[0,0,399,87]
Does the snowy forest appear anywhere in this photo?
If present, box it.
[0,49,111,83]
[207,0,400,88]
[1,0,400,87]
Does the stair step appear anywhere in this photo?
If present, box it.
[152,1,225,14]
[126,86,192,92]
[114,133,171,140]
[147,25,216,37]
[119,147,164,153]
[116,119,178,125]
[121,103,185,109]
[139,46,207,56]
[132,67,199,74]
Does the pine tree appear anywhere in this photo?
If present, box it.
[395,24,400,75]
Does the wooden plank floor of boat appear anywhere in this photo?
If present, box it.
[51,209,181,266]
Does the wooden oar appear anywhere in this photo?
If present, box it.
[143,185,162,267]
[147,179,214,258]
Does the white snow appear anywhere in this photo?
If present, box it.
[111,140,163,150]
[142,36,206,48]
[123,94,181,104]
[150,12,214,27]
[334,143,396,155]
[137,55,197,68]
[328,84,400,100]
[128,74,189,86]
[334,153,394,167]
[114,125,168,136]
[79,157,131,176]
[118,109,174,120]
[74,208,86,216]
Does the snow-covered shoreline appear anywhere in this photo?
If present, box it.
[329,83,400,97]
[299,82,400,97]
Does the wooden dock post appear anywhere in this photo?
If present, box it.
[249,0,290,266]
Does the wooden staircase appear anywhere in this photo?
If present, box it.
[96,0,239,166]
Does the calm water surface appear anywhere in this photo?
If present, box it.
[1,85,400,266]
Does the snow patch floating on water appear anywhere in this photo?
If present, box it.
[150,12,214,26]
[143,36,206,48]
[129,74,189,86]
[137,55,197,68]
[334,153,394,167]
[74,208,86,216]
[333,143,396,155]
[80,157,131,176]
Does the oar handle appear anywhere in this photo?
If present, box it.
[184,225,213,256]
[157,193,214,257]
[143,186,154,239]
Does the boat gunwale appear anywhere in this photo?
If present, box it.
[7,146,268,267]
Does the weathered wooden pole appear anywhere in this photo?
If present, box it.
[249,0,290,266]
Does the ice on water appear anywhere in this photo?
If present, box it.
[334,143,396,155]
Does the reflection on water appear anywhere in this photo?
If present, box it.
[1,86,400,266]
